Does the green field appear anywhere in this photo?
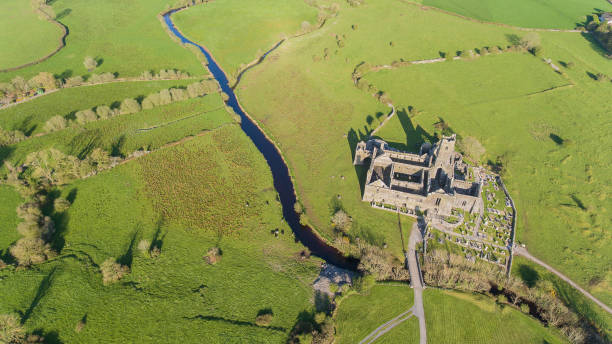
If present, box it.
[0,185,22,250]
[173,0,318,76]
[424,289,567,343]
[0,0,204,82]
[0,124,322,343]
[0,79,196,135]
[334,284,417,344]
[0,0,65,70]
[421,0,612,29]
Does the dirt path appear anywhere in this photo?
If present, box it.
[514,246,612,315]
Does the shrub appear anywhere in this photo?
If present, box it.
[44,115,68,132]
[142,93,161,109]
[204,247,222,264]
[29,72,58,91]
[119,98,141,115]
[10,238,56,266]
[75,109,98,125]
[83,56,97,71]
[520,33,541,50]
[497,294,508,304]
[137,239,150,255]
[64,76,84,87]
[100,258,129,285]
[520,303,530,314]
[54,198,71,212]
[458,136,485,161]
[95,105,114,119]
[159,89,172,105]
[0,314,25,343]
[314,312,327,324]
[354,274,376,294]
[255,312,273,326]
[187,82,206,98]
[89,73,115,84]
[294,202,303,214]
[75,319,85,333]
[0,128,26,146]
[596,73,609,82]
[170,88,188,102]
[140,70,153,80]
[331,210,352,233]
[87,148,112,170]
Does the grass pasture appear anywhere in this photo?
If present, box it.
[0,124,321,343]
[0,185,22,251]
[0,0,204,82]
[421,0,612,29]
[173,0,318,76]
[424,289,567,343]
[0,0,65,70]
[334,284,417,344]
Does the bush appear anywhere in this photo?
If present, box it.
[64,76,84,87]
[140,70,153,80]
[0,314,25,344]
[331,210,352,233]
[294,202,303,214]
[89,73,115,84]
[95,105,114,119]
[100,258,129,285]
[204,247,222,264]
[29,72,58,91]
[10,238,56,266]
[54,198,71,212]
[314,312,327,324]
[187,82,206,98]
[137,239,150,255]
[497,294,508,304]
[170,88,188,102]
[159,89,172,105]
[75,109,98,125]
[84,56,97,71]
[119,98,141,115]
[44,115,68,132]
[142,93,161,109]
[520,303,530,314]
[354,274,376,294]
[0,128,26,146]
[255,312,274,326]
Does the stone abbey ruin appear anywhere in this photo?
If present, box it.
[354,134,483,217]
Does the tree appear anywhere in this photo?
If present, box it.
[0,128,25,146]
[170,88,188,102]
[64,76,84,87]
[83,56,97,71]
[520,33,541,50]
[119,98,141,115]
[0,314,25,344]
[187,82,206,98]
[159,89,172,105]
[24,149,85,185]
[75,109,98,125]
[43,115,68,132]
[54,198,71,212]
[331,210,352,233]
[141,93,161,109]
[100,258,129,285]
[87,148,112,170]
[10,238,56,266]
[458,136,486,161]
[29,72,57,91]
[95,105,114,119]
[11,76,29,94]
[255,312,274,326]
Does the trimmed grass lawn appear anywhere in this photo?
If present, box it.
[2,92,230,166]
[236,0,523,257]
[334,284,416,344]
[0,0,204,82]
[0,124,321,343]
[174,0,318,76]
[0,0,64,70]
[424,289,567,343]
[366,34,612,308]
[421,0,612,29]
[0,79,195,135]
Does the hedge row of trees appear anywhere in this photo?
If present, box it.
[587,14,612,53]
[0,69,194,107]
[3,148,116,267]
[423,249,604,344]
[43,79,219,133]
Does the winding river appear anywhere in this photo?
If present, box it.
[163,12,357,270]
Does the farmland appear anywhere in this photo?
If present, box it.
[0,0,64,70]
[0,124,322,343]
[420,0,612,29]
[424,289,567,343]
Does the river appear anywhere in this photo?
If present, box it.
[163,11,357,270]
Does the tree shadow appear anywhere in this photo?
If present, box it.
[383,107,435,152]
[517,264,539,288]
[119,229,139,268]
[0,145,15,166]
[94,56,104,67]
[580,32,611,57]
[110,135,126,157]
[257,308,274,317]
[14,115,37,136]
[51,210,70,252]
[68,130,102,159]
[54,69,73,81]
[22,267,57,324]
[55,8,71,20]
[184,314,285,332]
[314,290,332,314]
[31,329,63,344]
[288,310,316,339]
[150,218,166,251]
[586,71,599,80]
[549,133,564,145]
[505,34,521,45]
